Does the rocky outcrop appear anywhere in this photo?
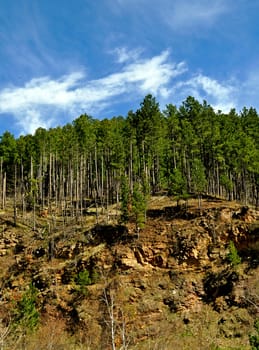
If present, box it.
[0,197,258,349]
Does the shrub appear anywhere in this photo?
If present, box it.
[74,269,99,296]
[227,240,241,266]
[14,283,39,333]
[76,270,92,286]
[249,320,259,350]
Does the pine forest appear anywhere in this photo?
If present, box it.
[1,94,259,220]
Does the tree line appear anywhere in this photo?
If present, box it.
[1,94,259,221]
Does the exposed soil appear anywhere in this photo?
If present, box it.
[0,196,258,349]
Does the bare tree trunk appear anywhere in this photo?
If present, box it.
[103,288,116,350]
[69,161,74,219]
[79,155,84,220]
[2,172,6,210]
[75,154,80,221]
[101,155,104,213]
[129,140,133,194]
[33,201,36,231]
[21,162,25,218]
[95,146,99,198]
[95,147,99,222]
[39,155,43,210]
[48,153,52,213]
[106,169,109,223]
[13,163,17,226]
[89,153,93,198]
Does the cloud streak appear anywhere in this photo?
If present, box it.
[174,74,237,112]
[163,0,229,30]
[0,48,246,135]
[0,50,185,134]
[111,0,230,31]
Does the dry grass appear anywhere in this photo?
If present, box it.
[130,305,252,350]
[0,196,258,349]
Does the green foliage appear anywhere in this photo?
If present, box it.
[25,178,39,208]
[227,241,241,266]
[73,114,95,152]
[133,94,161,147]
[75,270,92,296]
[14,283,39,333]
[220,174,233,192]
[2,93,259,213]
[74,269,99,296]
[249,320,259,349]
[0,131,18,164]
[169,168,187,200]
[0,131,18,190]
[191,158,207,194]
[76,269,92,286]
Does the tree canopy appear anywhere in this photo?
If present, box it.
[1,95,259,214]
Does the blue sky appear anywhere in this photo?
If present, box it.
[0,0,259,136]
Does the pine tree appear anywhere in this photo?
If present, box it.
[14,283,39,333]
[191,158,207,209]
[132,183,147,231]
[169,168,187,206]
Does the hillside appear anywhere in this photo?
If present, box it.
[0,196,258,349]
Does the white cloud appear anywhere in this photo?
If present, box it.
[111,47,143,63]
[101,51,186,95]
[0,50,185,134]
[0,47,244,135]
[174,74,236,112]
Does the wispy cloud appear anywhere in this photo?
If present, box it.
[111,0,230,31]
[111,47,143,63]
[0,50,185,134]
[238,70,259,109]
[163,0,228,30]
[0,1,75,83]
[173,74,237,112]
[0,47,249,135]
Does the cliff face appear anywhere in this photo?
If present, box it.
[0,197,258,349]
